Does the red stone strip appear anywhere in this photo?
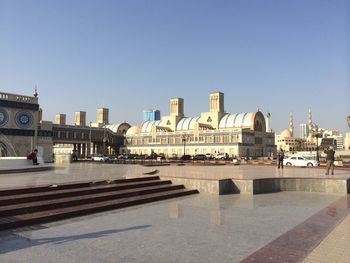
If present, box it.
[241,195,350,263]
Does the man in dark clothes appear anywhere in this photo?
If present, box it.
[27,149,39,165]
[277,149,284,169]
[324,146,335,175]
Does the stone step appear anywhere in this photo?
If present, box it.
[0,180,172,206]
[0,184,185,216]
[0,188,198,230]
[0,176,160,196]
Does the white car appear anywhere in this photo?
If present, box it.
[283,156,319,167]
[91,155,110,162]
[215,153,229,160]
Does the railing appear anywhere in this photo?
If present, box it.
[0,92,38,104]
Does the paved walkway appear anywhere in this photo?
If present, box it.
[302,214,350,263]
[0,163,349,262]
[0,162,349,189]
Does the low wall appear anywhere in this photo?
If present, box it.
[160,176,350,195]
[160,176,231,195]
[0,157,44,167]
[0,157,52,174]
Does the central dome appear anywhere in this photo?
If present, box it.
[280,129,293,138]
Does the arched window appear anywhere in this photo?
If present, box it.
[0,142,8,157]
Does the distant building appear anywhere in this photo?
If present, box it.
[124,92,276,158]
[300,123,309,139]
[276,113,316,152]
[323,130,344,150]
[143,110,161,122]
[0,91,53,161]
[345,132,350,150]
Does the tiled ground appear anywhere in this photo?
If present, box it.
[302,214,350,263]
[0,163,348,263]
[0,162,349,189]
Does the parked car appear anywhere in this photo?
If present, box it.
[180,155,192,161]
[118,154,128,159]
[205,153,214,160]
[283,156,319,167]
[193,154,206,160]
[91,154,110,162]
[168,154,178,160]
[215,153,229,160]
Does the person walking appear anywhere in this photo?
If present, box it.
[277,149,284,169]
[324,146,335,175]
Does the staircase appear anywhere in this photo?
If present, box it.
[0,176,198,230]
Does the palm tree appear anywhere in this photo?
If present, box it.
[295,138,306,151]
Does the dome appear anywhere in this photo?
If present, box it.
[141,120,162,133]
[105,123,130,133]
[126,126,141,136]
[219,112,254,129]
[176,117,201,131]
[280,129,293,138]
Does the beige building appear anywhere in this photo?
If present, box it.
[0,91,53,161]
[344,132,350,150]
[123,92,276,158]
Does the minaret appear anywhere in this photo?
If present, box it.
[289,112,294,137]
[308,109,312,131]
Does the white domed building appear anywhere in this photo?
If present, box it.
[122,92,276,158]
[275,112,317,152]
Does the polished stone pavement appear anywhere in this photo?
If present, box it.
[0,162,349,189]
[0,163,349,263]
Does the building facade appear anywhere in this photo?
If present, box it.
[123,92,276,158]
[0,92,53,160]
[53,108,130,157]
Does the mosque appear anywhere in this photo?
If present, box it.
[123,92,276,158]
[275,110,318,152]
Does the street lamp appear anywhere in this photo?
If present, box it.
[181,134,190,156]
[347,116,350,128]
[103,125,108,155]
[311,125,323,163]
[89,121,92,155]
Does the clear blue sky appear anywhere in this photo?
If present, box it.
[1,0,349,135]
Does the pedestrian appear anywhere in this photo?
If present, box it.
[72,150,78,161]
[27,149,39,165]
[324,146,335,175]
[277,149,284,168]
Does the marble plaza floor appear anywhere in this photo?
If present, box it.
[0,162,349,188]
[0,163,349,262]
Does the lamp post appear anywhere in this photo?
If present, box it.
[103,125,107,155]
[311,125,323,163]
[181,134,189,156]
[89,121,92,155]
[347,116,350,128]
